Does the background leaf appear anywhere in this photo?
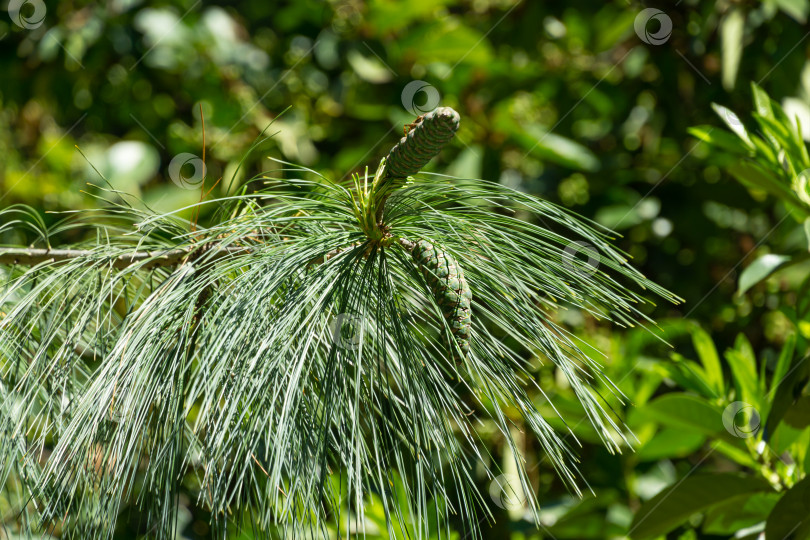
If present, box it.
[738,253,792,295]
[721,9,746,91]
[702,492,780,535]
[630,474,772,539]
[690,325,725,395]
[765,476,810,540]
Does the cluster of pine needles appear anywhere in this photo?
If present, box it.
[0,108,677,539]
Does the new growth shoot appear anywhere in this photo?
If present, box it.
[349,157,404,247]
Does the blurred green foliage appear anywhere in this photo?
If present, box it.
[4,0,810,538]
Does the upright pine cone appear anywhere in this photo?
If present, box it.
[385,107,461,180]
[411,239,472,362]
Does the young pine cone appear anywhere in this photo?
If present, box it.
[411,239,472,362]
[385,107,461,181]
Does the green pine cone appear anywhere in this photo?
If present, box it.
[411,239,472,362]
[385,107,460,180]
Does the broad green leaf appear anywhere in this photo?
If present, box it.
[640,395,754,467]
[690,325,724,395]
[783,395,810,429]
[688,125,752,154]
[749,131,779,162]
[738,253,792,295]
[752,82,775,121]
[757,111,797,147]
[716,441,761,469]
[771,333,798,398]
[765,333,809,440]
[757,113,810,174]
[637,428,705,461]
[734,333,765,403]
[785,96,810,142]
[733,332,757,367]
[721,8,745,91]
[769,419,806,454]
[765,476,810,540]
[658,354,718,398]
[726,162,800,210]
[784,103,810,166]
[522,127,601,172]
[725,345,760,409]
[634,462,678,501]
[772,0,810,22]
[642,394,726,438]
[629,473,772,539]
[771,93,810,166]
[794,428,810,475]
[712,104,753,147]
[702,492,781,535]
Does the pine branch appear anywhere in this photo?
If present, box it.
[0,245,349,268]
[0,117,679,540]
[0,246,249,268]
